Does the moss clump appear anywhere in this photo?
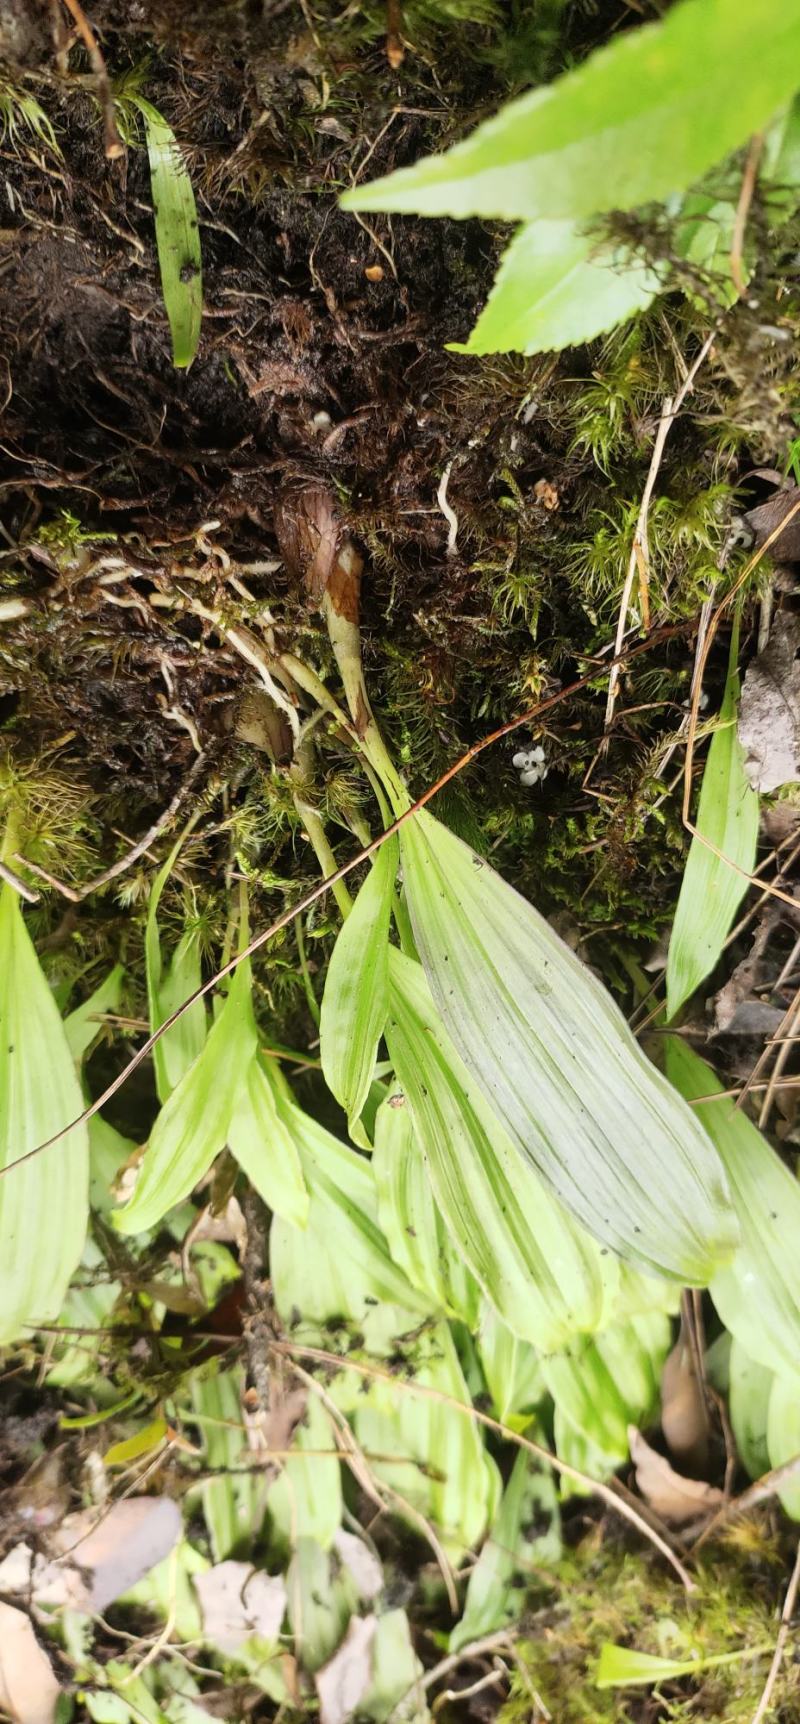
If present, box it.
[502,1528,796,1724]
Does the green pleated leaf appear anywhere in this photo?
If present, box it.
[0,884,89,1343]
[373,1086,480,1325]
[287,1539,355,1674]
[270,1095,431,1331]
[267,1394,343,1552]
[320,839,397,1129]
[146,841,207,1103]
[190,1364,268,1560]
[767,1372,800,1519]
[477,1302,545,1428]
[666,623,759,1019]
[386,946,612,1349]
[543,1312,670,1463]
[666,1038,800,1386]
[114,962,256,1235]
[450,1448,561,1652]
[399,810,737,1280]
[131,96,202,367]
[728,1337,771,1481]
[453,218,660,357]
[553,1407,621,1497]
[341,0,800,223]
[352,1318,500,1559]
[228,1056,308,1227]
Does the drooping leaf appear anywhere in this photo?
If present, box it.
[372,1086,480,1325]
[666,621,759,1019]
[145,839,207,1103]
[320,839,397,1129]
[131,96,202,367]
[0,883,89,1343]
[114,962,256,1235]
[358,1609,427,1724]
[767,1372,800,1519]
[452,218,660,356]
[666,1038,800,1385]
[228,1056,308,1227]
[398,810,737,1280]
[287,1538,356,1673]
[386,947,612,1348]
[450,1448,561,1651]
[728,1337,772,1480]
[341,0,800,224]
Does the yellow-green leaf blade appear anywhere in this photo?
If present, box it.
[666,627,759,1019]
[114,965,256,1235]
[666,1037,800,1384]
[399,810,737,1281]
[320,839,396,1127]
[0,885,89,1343]
[454,219,660,357]
[133,96,202,368]
[386,947,611,1348]
[341,0,800,223]
[228,1056,309,1227]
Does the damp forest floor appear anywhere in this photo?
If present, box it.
[4,2,800,1722]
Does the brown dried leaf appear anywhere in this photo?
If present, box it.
[0,1497,182,1613]
[743,483,800,563]
[628,1427,724,1525]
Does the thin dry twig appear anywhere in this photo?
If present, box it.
[59,0,124,160]
[604,326,718,735]
[730,133,764,298]
[274,1342,696,1591]
[751,1536,800,1724]
[0,859,40,903]
[15,750,208,903]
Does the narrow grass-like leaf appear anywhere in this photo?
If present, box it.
[386,947,612,1348]
[0,884,89,1343]
[373,1087,480,1324]
[453,219,660,356]
[450,1448,561,1651]
[667,1038,800,1385]
[320,839,397,1128]
[114,963,256,1235]
[228,1056,308,1227]
[131,96,202,367]
[399,810,736,1280]
[729,1337,771,1480]
[666,624,759,1019]
[341,0,800,223]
